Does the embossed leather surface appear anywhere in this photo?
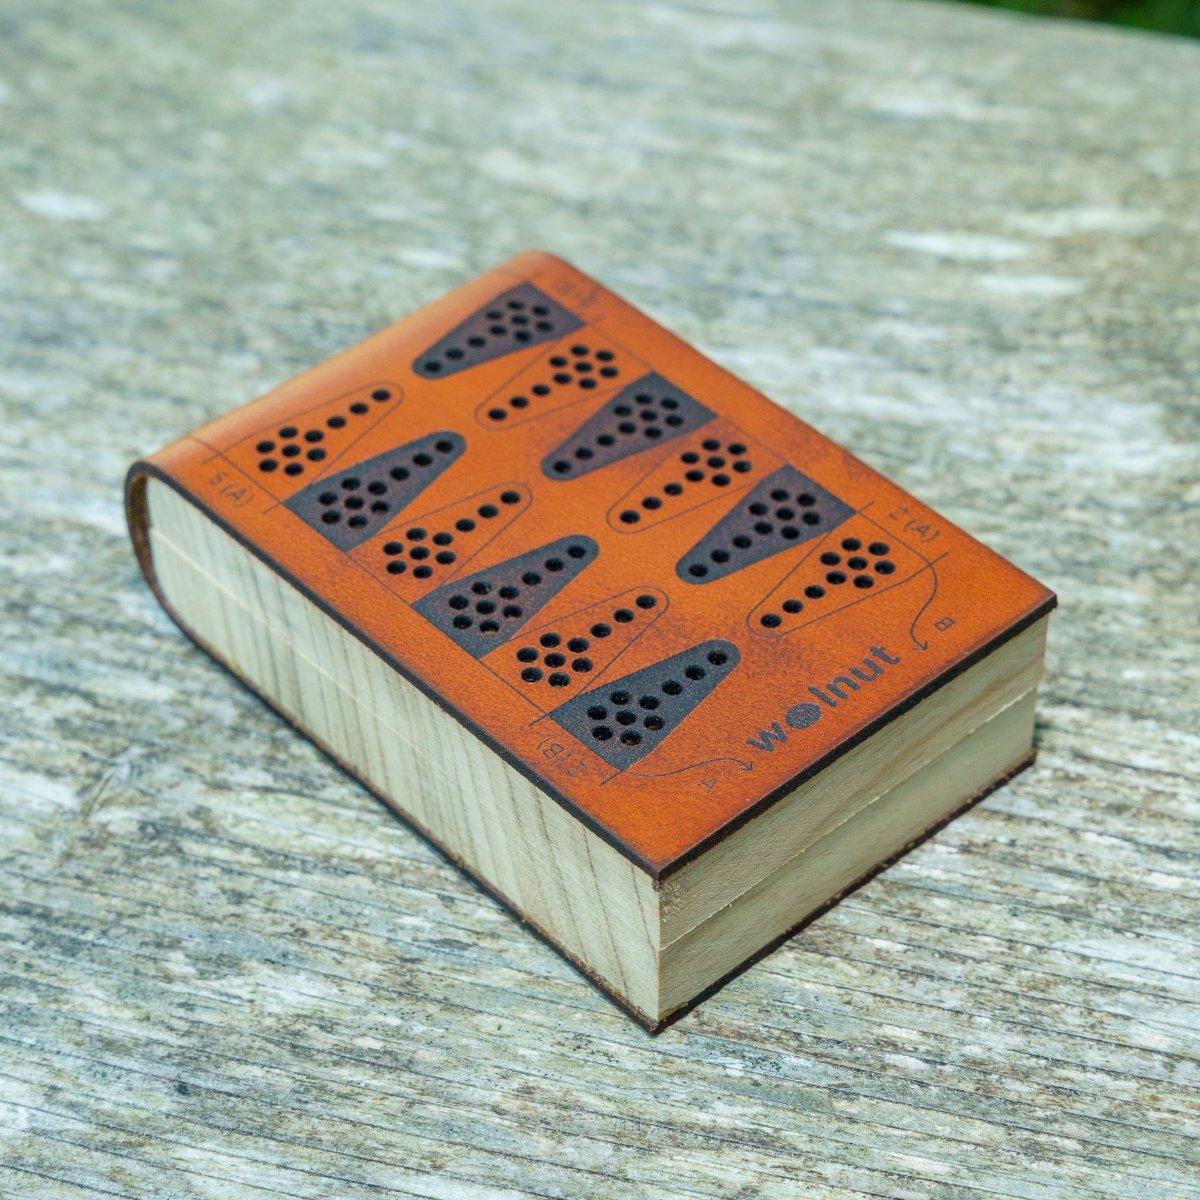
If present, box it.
[127,251,1055,879]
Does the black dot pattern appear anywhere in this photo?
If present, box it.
[413,284,582,379]
[613,434,756,528]
[481,341,625,425]
[499,589,664,702]
[541,373,714,481]
[286,431,465,551]
[414,535,599,658]
[549,640,740,769]
[243,383,399,487]
[378,486,527,587]
[752,529,906,634]
[676,466,854,585]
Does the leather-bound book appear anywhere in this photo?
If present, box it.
[127,252,1055,1030]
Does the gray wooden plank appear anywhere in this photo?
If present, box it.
[2,0,1198,1195]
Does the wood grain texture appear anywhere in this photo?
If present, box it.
[1,0,1197,1195]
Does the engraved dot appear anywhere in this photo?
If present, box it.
[350,402,369,414]
[782,598,804,614]
[805,584,825,599]
[827,571,847,585]
[636,594,657,609]
[638,695,660,710]
[500,490,521,505]
[328,415,346,429]
[761,613,781,628]
[842,537,862,551]
[387,561,407,575]
[707,649,728,665]
[521,666,542,683]
[280,426,298,438]
[472,581,491,595]
[571,658,592,673]
[548,673,570,687]
[259,459,277,472]
[590,623,611,638]
[449,595,469,610]
[479,620,500,634]
[522,571,542,586]
[256,440,275,453]
[662,680,682,695]
[456,518,476,532]
[854,575,874,588]
[664,483,683,496]
[567,637,590,653]
[644,715,664,731]
[685,665,706,681]
[319,492,337,504]
[587,705,607,720]
[613,608,634,622]
[452,614,471,629]
[479,504,499,518]
[610,691,631,706]
[869,542,890,556]
[285,463,303,476]
[436,551,456,565]
[616,710,637,726]
[321,509,338,523]
[540,633,560,648]
[688,563,708,577]
[876,560,896,574]
[620,730,642,746]
[593,725,613,741]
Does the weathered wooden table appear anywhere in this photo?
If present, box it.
[2,1,1197,1195]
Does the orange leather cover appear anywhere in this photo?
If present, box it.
[127,251,1055,880]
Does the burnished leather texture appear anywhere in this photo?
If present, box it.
[128,251,1055,879]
